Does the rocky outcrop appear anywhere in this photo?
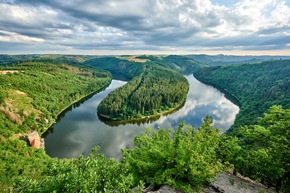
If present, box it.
[141,172,276,193]
[147,185,182,193]
[27,131,44,149]
[205,172,276,193]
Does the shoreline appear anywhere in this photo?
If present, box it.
[98,99,186,126]
[193,75,241,107]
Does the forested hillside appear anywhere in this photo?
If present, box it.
[84,57,145,80]
[0,61,111,189]
[194,59,290,134]
[137,55,207,74]
[187,54,290,66]
[0,62,111,135]
[0,54,95,66]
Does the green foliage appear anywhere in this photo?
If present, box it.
[98,65,189,120]
[0,136,56,191]
[194,59,290,134]
[16,147,134,193]
[86,56,193,121]
[5,108,289,192]
[14,118,223,192]
[1,55,289,193]
[218,106,290,192]
[239,106,290,192]
[145,55,207,74]
[84,56,145,80]
[0,89,6,104]
[0,54,97,67]
[0,61,111,133]
[122,116,223,192]
[186,54,290,66]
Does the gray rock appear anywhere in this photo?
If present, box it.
[147,185,182,193]
[135,172,277,193]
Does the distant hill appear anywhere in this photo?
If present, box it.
[84,56,145,80]
[187,54,290,66]
[137,55,207,74]
[0,54,95,66]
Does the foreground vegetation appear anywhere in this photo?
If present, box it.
[219,105,290,192]
[11,106,290,192]
[194,59,290,134]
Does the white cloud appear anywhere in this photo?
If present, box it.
[0,30,44,42]
[271,1,290,25]
[0,3,57,27]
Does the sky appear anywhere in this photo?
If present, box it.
[0,0,289,55]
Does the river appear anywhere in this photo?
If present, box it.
[43,75,239,160]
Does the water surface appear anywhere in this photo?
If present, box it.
[44,75,239,159]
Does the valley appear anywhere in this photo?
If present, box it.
[0,54,289,192]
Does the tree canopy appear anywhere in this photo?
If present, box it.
[218,105,290,192]
[97,64,189,120]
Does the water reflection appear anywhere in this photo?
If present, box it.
[44,75,239,160]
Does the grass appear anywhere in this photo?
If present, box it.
[117,56,148,63]
[0,89,42,125]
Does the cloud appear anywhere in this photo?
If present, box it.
[0,0,289,54]
[0,30,44,42]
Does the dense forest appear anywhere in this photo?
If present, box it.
[84,57,145,80]
[186,54,290,66]
[0,62,111,135]
[0,55,289,192]
[194,59,290,134]
[136,55,207,74]
[98,65,189,120]
[0,54,95,66]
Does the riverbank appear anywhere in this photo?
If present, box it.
[12,80,110,142]
[98,99,186,126]
[194,75,241,107]
[44,75,239,159]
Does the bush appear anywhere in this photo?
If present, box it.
[16,147,134,193]
[122,116,223,192]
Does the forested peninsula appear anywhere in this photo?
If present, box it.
[85,56,193,121]
[98,65,188,120]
